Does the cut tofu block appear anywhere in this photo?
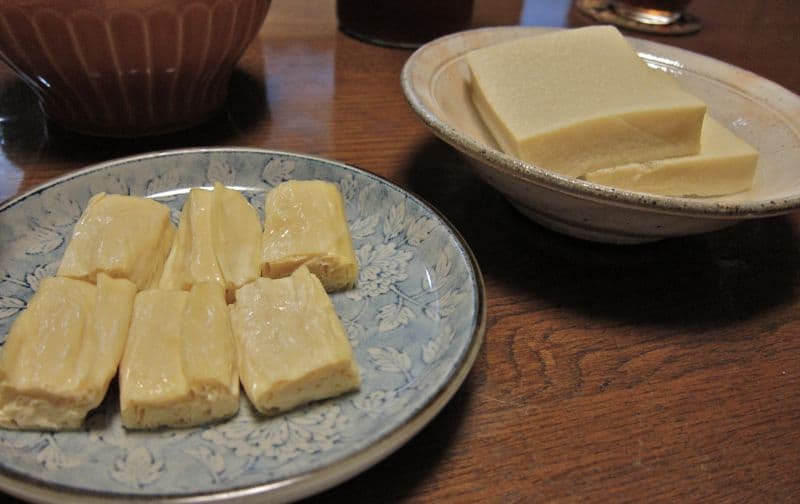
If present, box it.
[585,117,758,196]
[57,193,175,290]
[0,274,136,430]
[230,266,360,415]
[159,183,261,299]
[119,282,239,429]
[465,26,707,177]
[261,180,358,291]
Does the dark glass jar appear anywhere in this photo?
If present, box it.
[337,0,474,49]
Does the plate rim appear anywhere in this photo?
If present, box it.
[0,147,487,503]
[401,25,800,218]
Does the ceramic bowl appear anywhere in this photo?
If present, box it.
[0,0,271,137]
[401,27,800,244]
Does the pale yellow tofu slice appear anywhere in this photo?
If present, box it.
[465,26,706,177]
[160,184,261,300]
[230,266,360,416]
[120,282,238,429]
[261,180,358,292]
[211,182,261,295]
[57,193,175,290]
[584,117,758,196]
[0,274,136,430]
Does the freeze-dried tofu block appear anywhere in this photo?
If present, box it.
[0,274,136,430]
[119,282,239,429]
[159,183,260,299]
[230,266,360,416]
[584,117,758,196]
[261,180,358,291]
[465,26,706,176]
[57,193,175,290]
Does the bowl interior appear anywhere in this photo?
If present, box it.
[406,27,800,212]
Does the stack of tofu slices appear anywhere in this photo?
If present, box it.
[465,26,758,197]
[0,180,361,430]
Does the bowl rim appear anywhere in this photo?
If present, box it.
[400,25,800,219]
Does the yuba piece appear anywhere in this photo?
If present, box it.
[261,180,358,291]
[0,274,136,430]
[230,266,360,416]
[584,117,758,196]
[159,183,261,299]
[212,182,262,294]
[465,26,707,177]
[119,282,239,429]
[159,188,223,291]
[57,193,175,290]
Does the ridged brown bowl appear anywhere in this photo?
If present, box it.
[0,0,271,137]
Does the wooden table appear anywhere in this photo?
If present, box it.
[1,0,799,501]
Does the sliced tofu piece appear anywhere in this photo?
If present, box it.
[0,274,136,430]
[159,184,260,299]
[230,266,360,415]
[261,180,358,292]
[57,193,175,290]
[465,26,707,177]
[119,282,238,429]
[584,117,758,196]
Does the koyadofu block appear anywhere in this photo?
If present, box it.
[465,26,707,177]
[585,116,758,196]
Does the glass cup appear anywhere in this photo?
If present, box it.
[336,0,474,49]
[610,0,691,25]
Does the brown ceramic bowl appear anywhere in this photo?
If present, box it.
[0,0,271,137]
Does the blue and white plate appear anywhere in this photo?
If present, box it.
[0,149,485,503]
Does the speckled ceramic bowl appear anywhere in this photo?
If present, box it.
[401,26,800,244]
[0,0,271,137]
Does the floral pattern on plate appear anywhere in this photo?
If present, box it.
[0,149,484,501]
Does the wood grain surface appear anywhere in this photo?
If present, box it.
[1,0,798,502]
